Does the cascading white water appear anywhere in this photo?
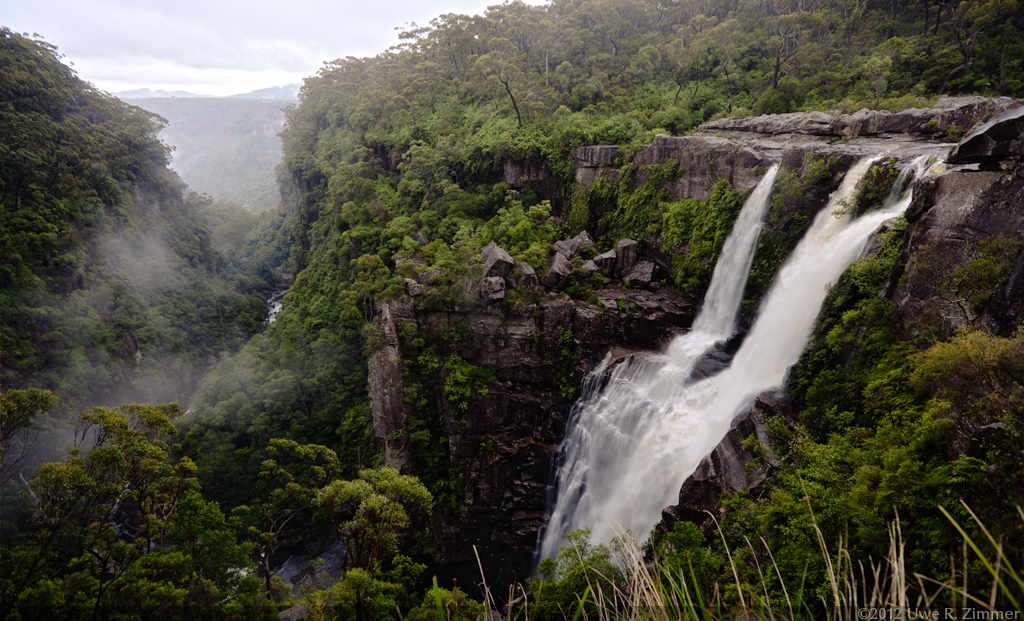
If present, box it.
[539,165,781,560]
[661,164,781,366]
[539,156,930,561]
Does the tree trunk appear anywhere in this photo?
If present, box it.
[673,69,685,106]
[501,77,523,128]
[824,0,833,55]
[690,45,701,107]
[939,59,973,93]
[724,65,734,112]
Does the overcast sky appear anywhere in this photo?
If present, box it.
[5,0,532,96]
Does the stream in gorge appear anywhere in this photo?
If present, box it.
[538,154,935,561]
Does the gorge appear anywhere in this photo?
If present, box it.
[6,10,1024,614]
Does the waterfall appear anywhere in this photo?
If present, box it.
[692,164,780,337]
[539,165,780,560]
[538,156,929,561]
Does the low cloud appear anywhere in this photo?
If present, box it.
[5,0,534,95]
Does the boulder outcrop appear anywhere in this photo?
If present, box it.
[481,242,515,278]
[542,252,573,289]
[947,104,1024,165]
[613,239,639,277]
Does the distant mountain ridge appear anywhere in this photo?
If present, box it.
[116,83,299,101]
[114,87,218,98]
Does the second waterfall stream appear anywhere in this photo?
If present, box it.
[539,155,931,561]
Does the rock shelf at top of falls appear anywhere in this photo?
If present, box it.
[571,96,1016,200]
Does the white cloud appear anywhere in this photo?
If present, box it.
[4,0,538,95]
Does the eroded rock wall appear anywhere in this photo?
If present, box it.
[369,282,696,586]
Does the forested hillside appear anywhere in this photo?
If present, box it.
[0,28,279,472]
[184,0,1024,514]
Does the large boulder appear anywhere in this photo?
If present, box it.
[947,105,1024,165]
[509,261,541,292]
[482,276,506,302]
[552,238,583,259]
[403,278,425,297]
[613,239,639,278]
[574,230,597,248]
[622,260,656,286]
[481,243,515,278]
[542,252,573,289]
[552,231,597,260]
[594,249,617,276]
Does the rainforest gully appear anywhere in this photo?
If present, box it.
[2,0,1024,617]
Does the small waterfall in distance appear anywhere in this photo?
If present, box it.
[538,156,930,562]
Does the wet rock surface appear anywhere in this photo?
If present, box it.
[895,170,1024,335]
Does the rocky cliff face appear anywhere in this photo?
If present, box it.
[368,96,1023,585]
[660,392,797,535]
[369,237,696,586]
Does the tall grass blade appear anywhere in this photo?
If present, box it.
[433,576,444,621]
[938,504,1020,611]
